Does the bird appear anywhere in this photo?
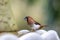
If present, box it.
[24,16,44,31]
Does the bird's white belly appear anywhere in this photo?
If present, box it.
[32,24,40,30]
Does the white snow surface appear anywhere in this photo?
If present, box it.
[0,33,18,40]
[18,32,43,40]
[41,30,60,40]
[0,30,59,40]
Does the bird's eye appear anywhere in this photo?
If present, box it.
[25,17,28,19]
[24,17,28,21]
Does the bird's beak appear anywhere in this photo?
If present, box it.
[24,17,27,21]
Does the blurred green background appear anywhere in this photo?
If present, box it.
[0,0,60,36]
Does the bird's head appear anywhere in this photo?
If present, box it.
[24,16,29,21]
[24,16,35,25]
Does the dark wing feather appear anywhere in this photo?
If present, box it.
[34,22,41,25]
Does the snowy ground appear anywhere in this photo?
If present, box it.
[0,29,60,40]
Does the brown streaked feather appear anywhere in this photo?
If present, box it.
[27,16,35,25]
[34,22,41,25]
[39,24,48,29]
[39,26,44,29]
